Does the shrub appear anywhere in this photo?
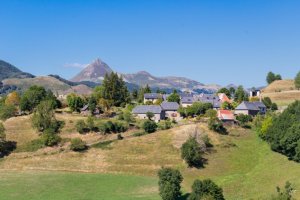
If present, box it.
[75,120,88,134]
[236,114,252,128]
[117,133,123,140]
[70,138,87,151]
[181,137,203,168]
[99,121,128,134]
[143,120,157,133]
[202,134,213,148]
[188,179,225,200]
[208,117,227,134]
[41,129,61,146]
[271,181,294,200]
[158,120,172,130]
[86,116,95,131]
[132,131,147,137]
[0,104,16,121]
[158,167,183,200]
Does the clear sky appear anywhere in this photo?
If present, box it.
[1,0,300,87]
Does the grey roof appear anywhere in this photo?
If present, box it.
[181,97,194,104]
[180,93,193,98]
[81,105,89,111]
[253,101,266,108]
[161,102,179,111]
[144,93,162,99]
[235,101,260,111]
[132,105,162,114]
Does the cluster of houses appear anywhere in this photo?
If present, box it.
[132,91,266,123]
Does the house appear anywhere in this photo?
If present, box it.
[144,93,163,104]
[181,96,194,107]
[161,101,181,121]
[132,105,164,122]
[249,89,261,98]
[235,101,266,116]
[217,110,235,124]
[80,105,101,116]
[195,93,221,110]
[218,93,231,103]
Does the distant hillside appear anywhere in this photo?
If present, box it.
[2,76,92,95]
[0,60,34,81]
[262,79,300,106]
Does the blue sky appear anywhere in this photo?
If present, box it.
[1,0,300,87]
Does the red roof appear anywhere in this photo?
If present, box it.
[218,93,231,103]
[218,110,235,120]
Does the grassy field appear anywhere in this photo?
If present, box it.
[262,79,300,106]
[1,115,300,199]
[0,171,160,200]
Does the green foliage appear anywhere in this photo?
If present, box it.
[234,86,248,103]
[118,110,134,123]
[158,167,183,200]
[265,101,300,161]
[41,129,61,146]
[99,121,128,134]
[75,120,88,134]
[229,87,236,98]
[132,131,147,137]
[86,116,95,131]
[70,138,87,151]
[183,102,213,117]
[208,117,227,134]
[267,71,282,84]
[205,109,217,118]
[91,140,114,149]
[102,72,130,107]
[236,114,252,128]
[220,101,234,110]
[271,181,294,200]
[188,179,225,200]
[16,138,44,152]
[88,96,97,114]
[143,120,157,133]
[92,85,104,100]
[117,133,123,140]
[31,100,59,132]
[295,71,300,90]
[217,88,231,97]
[262,97,278,111]
[258,115,273,139]
[158,120,172,130]
[0,123,5,141]
[181,137,203,167]
[0,104,16,120]
[146,111,154,120]
[20,85,47,112]
[66,93,85,112]
[167,92,180,104]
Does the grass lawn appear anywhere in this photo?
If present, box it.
[0,171,160,200]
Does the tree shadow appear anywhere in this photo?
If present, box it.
[178,193,190,200]
[0,141,17,158]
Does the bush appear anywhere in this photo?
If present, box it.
[117,133,123,140]
[208,117,227,134]
[158,120,172,130]
[143,120,157,133]
[158,167,183,200]
[132,131,147,137]
[70,138,87,151]
[188,179,225,200]
[0,104,16,121]
[41,129,61,146]
[76,120,88,134]
[271,181,294,200]
[99,121,128,134]
[86,116,95,131]
[236,114,252,128]
[181,137,203,168]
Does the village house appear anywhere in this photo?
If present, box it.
[132,105,164,122]
[143,93,163,104]
[181,96,194,107]
[80,105,101,116]
[160,101,181,121]
[217,109,235,125]
[234,101,266,116]
[218,93,231,103]
[249,89,261,98]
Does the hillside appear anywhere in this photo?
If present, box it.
[0,60,34,81]
[2,76,92,95]
[262,79,300,106]
[1,114,300,199]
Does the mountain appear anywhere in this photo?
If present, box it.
[0,60,34,81]
[70,58,113,83]
[71,58,220,93]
